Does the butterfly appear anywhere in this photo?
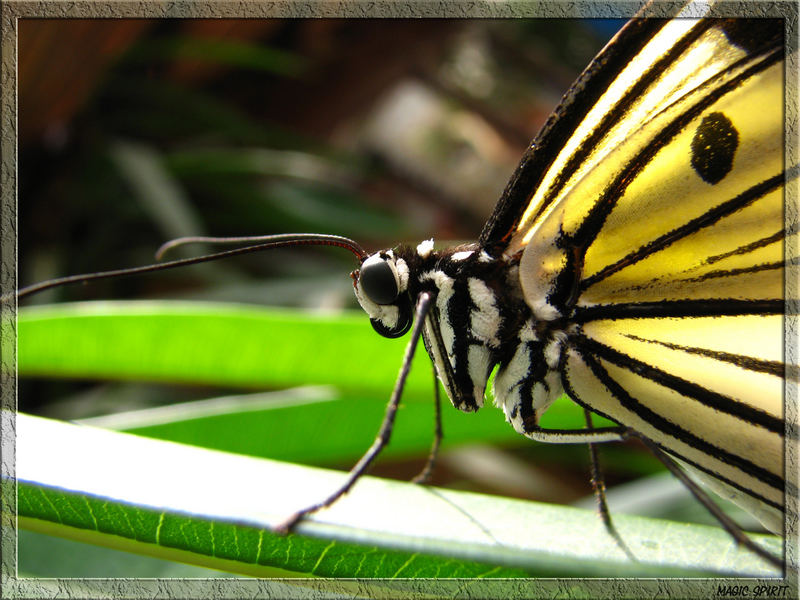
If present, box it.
[13,1,792,573]
[277,5,791,567]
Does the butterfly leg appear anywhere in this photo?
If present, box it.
[630,431,783,570]
[411,367,443,484]
[585,409,637,562]
[494,335,636,555]
[274,291,435,535]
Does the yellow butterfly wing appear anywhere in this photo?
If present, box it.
[507,19,788,532]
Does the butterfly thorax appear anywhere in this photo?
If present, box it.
[353,239,567,436]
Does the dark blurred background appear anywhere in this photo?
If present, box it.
[19,19,616,303]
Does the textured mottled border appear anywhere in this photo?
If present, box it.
[785,0,800,593]
[1,1,797,598]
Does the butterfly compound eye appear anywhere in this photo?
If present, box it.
[359,255,399,305]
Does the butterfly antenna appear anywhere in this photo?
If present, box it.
[9,233,368,303]
[155,233,368,262]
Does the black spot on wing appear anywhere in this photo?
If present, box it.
[579,172,784,291]
[691,112,739,184]
[566,46,781,312]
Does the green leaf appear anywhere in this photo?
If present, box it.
[11,301,782,578]
[12,412,782,578]
[15,301,429,395]
[81,388,521,465]
[18,529,247,578]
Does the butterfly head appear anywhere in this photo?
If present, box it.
[352,249,413,339]
[354,239,511,415]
